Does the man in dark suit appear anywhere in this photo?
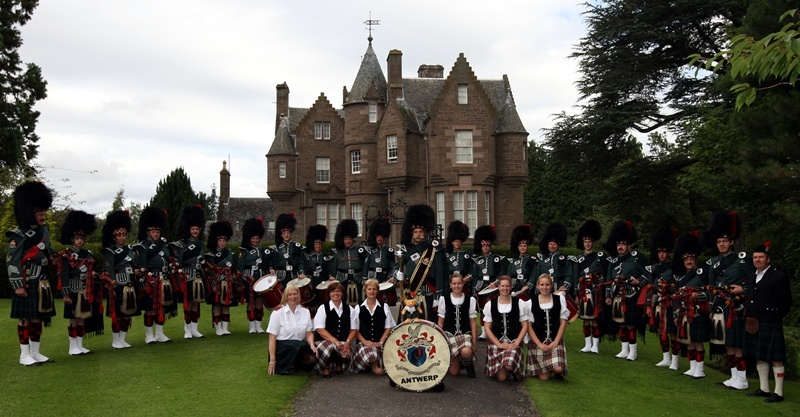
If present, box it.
[739,244,793,403]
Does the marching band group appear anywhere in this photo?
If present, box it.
[6,181,792,402]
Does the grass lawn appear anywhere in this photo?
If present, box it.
[0,299,306,417]
[526,319,800,416]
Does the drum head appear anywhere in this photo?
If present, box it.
[383,320,451,392]
[379,282,394,291]
[316,280,332,290]
[253,275,277,293]
[289,277,311,287]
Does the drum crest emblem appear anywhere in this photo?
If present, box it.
[395,323,439,370]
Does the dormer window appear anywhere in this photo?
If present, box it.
[458,84,468,104]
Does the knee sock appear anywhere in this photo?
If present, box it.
[592,325,600,338]
[254,308,264,321]
[757,363,770,392]
[28,322,42,342]
[736,357,746,371]
[659,337,669,353]
[619,328,629,343]
[77,325,86,337]
[582,324,591,337]
[628,328,636,344]
[144,315,155,327]
[670,338,681,355]
[726,354,736,369]
[18,324,29,344]
[774,366,785,396]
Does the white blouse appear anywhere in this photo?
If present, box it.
[266,305,313,341]
[437,294,478,319]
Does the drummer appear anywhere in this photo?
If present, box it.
[268,213,306,287]
[205,221,237,336]
[238,217,270,334]
[314,281,358,377]
[437,272,478,378]
[362,218,399,289]
[445,221,473,296]
[483,275,529,382]
[352,279,396,375]
[506,225,537,295]
[303,225,331,317]
[267,284,318,375]
[328,219,367,306]
[526,274,569,380]
[472,225,505,340]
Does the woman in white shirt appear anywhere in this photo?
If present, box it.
[483,275,529,382]
[352,279,396,375]
[314,281,358,377]
[267,284,317,375]
[438,273,478,378]
[526,274,568,380]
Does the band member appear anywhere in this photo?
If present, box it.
[170,204,206,339]
[353,279,396,375]
[507,224,536,294]
[742,243,793,403]
[483,276,529,382]
[646,227,677,367]
[329,219,367,306]
[471,225,504,340]
[238,217,269,334]
[397,205,446,322]
[269,213,306,286]
[7,181,56,366]
[267,284,318,375]
[575,220,606,354]
[303,224,331,316]
[133,206,176,344]
[534,222,575,295]
[437,273,478,378]
[671,232,710,378]
[102,210,139,349]
[57,210,101,355]
[204,220,236,336]
[314,281,358,377]
[603,220,648,361]
[363,217,399,288]
[445,220,473,295]
[527,274,569,380]
[703,211,754,390]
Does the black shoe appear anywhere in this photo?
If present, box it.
[466,365,476,379]
[747,389,771,398]
[389,379,397,387]
[765,393,784,403]
[510,372,519,383]
[554,373,564,381]
[430,383,445,392]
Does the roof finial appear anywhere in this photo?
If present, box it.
[364,11,379,45]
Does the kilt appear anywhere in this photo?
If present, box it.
[275,339,314,375]
[485,342,523,380]
[315,339,352,372]
[526,341,567,377]
[10,278,56,322]
[351,343,382,372]
[688,315,710,343]
[724,308,746,349]
[62,291,92,319]
[623,296,643,326]
[744,321,787,363]
[107,285,142,317]
[445,332,474,358]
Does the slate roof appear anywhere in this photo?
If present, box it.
[267,115,296,156]
[345,43,387,104]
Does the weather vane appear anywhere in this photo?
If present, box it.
[364,11,379,44]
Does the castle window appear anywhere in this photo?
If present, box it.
[351,150,361,174]
[315,122,331,140]
[458,84,468,104]
[455,130,473,163]
[278,162,286,178]
[453,191,478,236]
[351,203,362,236]
[387,135,398,162]
[485,191,491,225]
[315,157,330,183]
[316,203,345,231]
[436,192,445,233]
[369,102,377,123]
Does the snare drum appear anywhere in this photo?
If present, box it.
[378,282,398,306]
[383,320,451,392]
[253,275,283,309]
[477,287,499,308]
[288,277,315,305]
[316,281,333,305]
[511,288,530,302]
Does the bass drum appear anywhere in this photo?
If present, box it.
[383,320,451,392]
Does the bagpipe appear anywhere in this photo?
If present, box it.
[650,279,675,328]
[598,275,628,324]
[577,273,603,320]
[54,250,106,318]
[203,264,239,306]
[672,286,709,344]
[708,284,745,345]
[171,259,207,309]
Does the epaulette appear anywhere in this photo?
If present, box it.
[172,241,185,249]
[294,242,301,247]
[331,248,338,254]
[388,247,394,253]
[645,265,653,273]
[5,227,24,238]
[494,255,505,263]
[706,258,713,265]
[567,255,577,262]
[357,247,364,253]
[738,252,747,259]
[697,268,704,275]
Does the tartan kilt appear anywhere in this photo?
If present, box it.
[724,308,746,349]
[526,341,567,377]
[275,339,314,375]
[445,332,474,358]
[485,342,523,380]
[62,291,92,319]
[10,278,56,322]
[351,343,382,372]
[107,285,142,317]
[315,339,352,372]
[623,296,643,326]
[744,321,787,363]
[688,315,710,343]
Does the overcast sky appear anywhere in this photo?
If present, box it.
[18,0,587,216]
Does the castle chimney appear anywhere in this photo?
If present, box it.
[387,49,403,102]
[417,64,444,79]
[276,82,289,134]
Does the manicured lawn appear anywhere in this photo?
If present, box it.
[526,320,800,416]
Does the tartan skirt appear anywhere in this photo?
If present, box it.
[526,341,568,377]
[351,343,383,372]
[485,342,523,380]
[275,339,314,375]
[445,332,474,358]
[315,339,352,372]
[744,321,787,363]
[10,278,56,322]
